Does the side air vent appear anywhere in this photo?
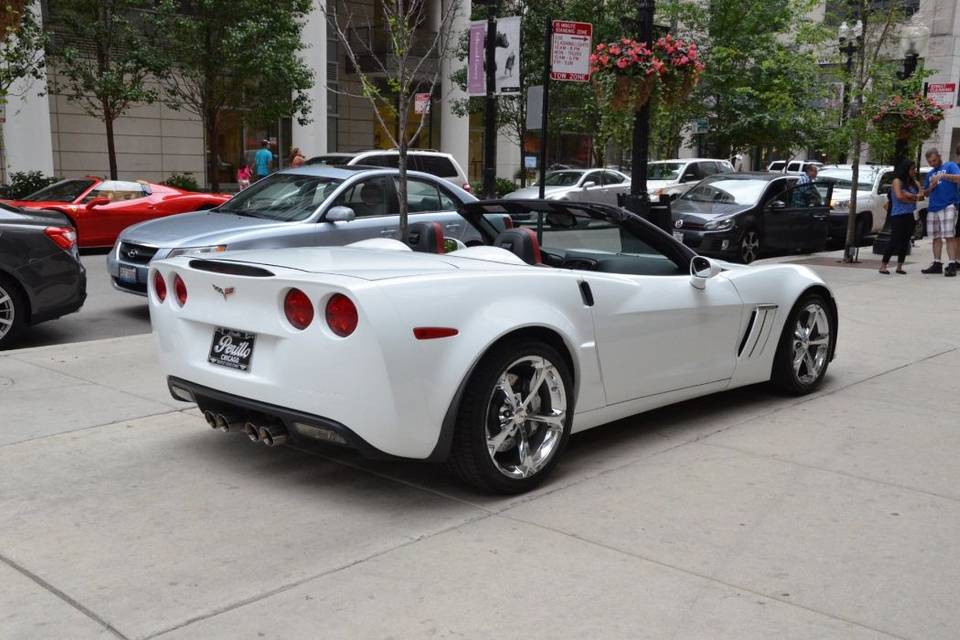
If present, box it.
[188,260,275,277]
[738,304,778,359]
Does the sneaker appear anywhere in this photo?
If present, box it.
[947,263,959,278]
[922,261,943,274]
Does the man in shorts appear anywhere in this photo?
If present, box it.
[921,148,960,277]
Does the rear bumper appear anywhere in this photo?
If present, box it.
[18,251,86,325]
[168,376,391,458]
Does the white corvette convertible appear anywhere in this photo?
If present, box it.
[149,199,837,493]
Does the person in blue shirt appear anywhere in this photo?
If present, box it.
[921,148,960,277]
[880,159,922,275]
[254,140,273,182]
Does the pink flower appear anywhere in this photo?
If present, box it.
[589,54,598,63]
[616,58,629,69]
[609,45,621,55]
[599,55,609,65]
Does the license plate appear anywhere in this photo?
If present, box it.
[119,265,137,283]
[672,231,685,243]
[208,328,256,372]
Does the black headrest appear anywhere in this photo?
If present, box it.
[493,227,542,265]
[405,221,444,253]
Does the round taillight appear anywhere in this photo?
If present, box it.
[284,288,314,330]
[325,293,358,337]
[174,274,187,306]
[153,271,167,302]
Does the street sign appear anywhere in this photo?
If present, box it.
[550,20,592,82]
[414,93,431,115]
[928,82,955,109]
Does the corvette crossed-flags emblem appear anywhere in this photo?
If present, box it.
[212,284,235,300]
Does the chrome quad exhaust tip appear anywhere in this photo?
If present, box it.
[258,423,288,447]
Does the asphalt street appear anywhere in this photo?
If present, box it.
[13,249,151,350]
[2,241,960,639]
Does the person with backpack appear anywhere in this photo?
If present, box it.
[880,159,921,275]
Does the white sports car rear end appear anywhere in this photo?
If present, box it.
[150,201,838,493]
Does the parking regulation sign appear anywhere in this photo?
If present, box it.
[550,20,593,82]
[928,82,956,109]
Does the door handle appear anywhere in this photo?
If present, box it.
[379,229,395,237]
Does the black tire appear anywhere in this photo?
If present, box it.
[736,226,761,264]
[0,273,27,350]
[771,292,834,395]
[447,339,574,494]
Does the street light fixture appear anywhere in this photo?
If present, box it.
[837,20,862,131]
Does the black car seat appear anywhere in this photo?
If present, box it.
[405,221,445,253]
[493,227,542,265]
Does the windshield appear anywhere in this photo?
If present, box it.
[543,171,585,187]
[20,179,96,202]
[649,162,684,180]
[681,178,769,205]
[818,170,874,191]
[216,174,343,221]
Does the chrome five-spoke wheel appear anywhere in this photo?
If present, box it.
[486,356,567,480]
[739,230,760,264]
[449,340,574,493]
[772,293,833,395]
[0,276,24,349]
[792,303,830,385]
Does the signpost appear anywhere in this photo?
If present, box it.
[538,19,592,204]
[414,93,431,115]
[928,82,955,110]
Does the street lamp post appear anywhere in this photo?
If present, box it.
[620,0,672,231]
[837,20,862,163]
[894,23,930,164]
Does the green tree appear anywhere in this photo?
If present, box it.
[326,0,464,238]
[155,0,314,191]
[48,0,166,180]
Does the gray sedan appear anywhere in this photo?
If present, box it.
[503,169,631,206]
[107,166,477,296]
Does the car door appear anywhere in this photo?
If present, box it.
[572,171,605,204]
[767,179,830,251]
[318,175,399,244]
[598,171,629,206]
[759,178,795,250]
[399,177,469,240]
[83,182,153,244]
[564,221,743,402]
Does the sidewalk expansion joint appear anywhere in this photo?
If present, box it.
[0,408,192,450]
[500,515,909,640]
[0,553,130,640]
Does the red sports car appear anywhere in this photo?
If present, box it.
[2,177,230,248]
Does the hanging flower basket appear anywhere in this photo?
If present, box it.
[870,95,943,144]
[590,39,660,114]
[652,35,704,106]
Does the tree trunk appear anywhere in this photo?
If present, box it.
[844,0,868,263]
[398,118,409,240]
[205,108,220,192]
[103,103,118,180]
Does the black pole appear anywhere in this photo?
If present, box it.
[631,0,654,197]
[839,41,855,164]
[538,17,551,201]
[483,8,498,199]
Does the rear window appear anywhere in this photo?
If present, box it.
[769,161,785,171]
[361,154,399,168]
[306,155,354,166]
[417,156,458,178]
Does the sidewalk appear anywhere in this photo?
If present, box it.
[2,250,959,639]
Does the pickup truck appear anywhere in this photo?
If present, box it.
[818,165,930,243]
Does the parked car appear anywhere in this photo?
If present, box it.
[305,149,472,193]
[108,166,478,296]
[767,160,823,175]
[502,169,631,206]
[149,198,838,493]
[671,173,832,264]
[0,202,86,349]
[2,178,230,249]
[817,165,930,242]
[647,158,735,200]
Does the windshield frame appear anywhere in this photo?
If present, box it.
[214,173,345,222]
[19,178,98,203]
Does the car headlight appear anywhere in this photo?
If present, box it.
[704,218,735,231]
[833,200,850,211]
[167,245,227,258]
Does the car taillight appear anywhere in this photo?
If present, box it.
[325,293,358,337]
[173,274,187,306]
[44,226,77,251]
[153,271,167,302]
[284,288,314,330]
[462,183,472,192]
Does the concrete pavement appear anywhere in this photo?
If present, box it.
[1,247,959,639]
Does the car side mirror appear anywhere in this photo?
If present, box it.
[770,200,786,210]
[86,196,110,210]
[690,255,722,290]
[581,181,596,189]
[325,205,356,222]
